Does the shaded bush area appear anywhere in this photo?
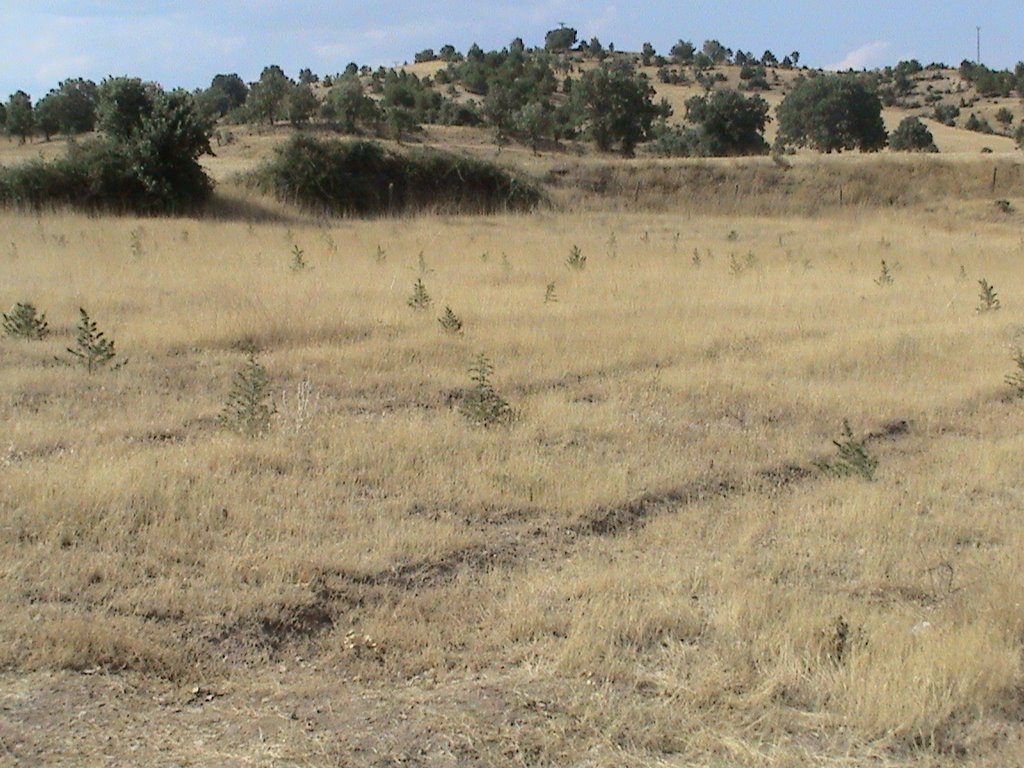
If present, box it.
[247,134,542,215]
[0,85,212,215]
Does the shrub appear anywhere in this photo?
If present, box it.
[0,87,212,214]
[932,103,960,126]
[965,113,994,134]
[247,135,542,216]
[888,116,938,152]
[681,89,770,156]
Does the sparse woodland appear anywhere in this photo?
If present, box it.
[3,29,1024,768]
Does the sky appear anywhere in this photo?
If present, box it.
[1,1,1021,99]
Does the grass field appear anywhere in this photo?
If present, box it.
[3,154,1024,765]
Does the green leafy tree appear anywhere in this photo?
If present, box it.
[249,65,293,124]
[97,77,157,140]
[888,116,937,152]
[5,91,35,143]
[120,88,214,211]
[544,26,577,52]
[776,75,887,153]
[298,67,319,85]
[683,89,770,156]
[572,62,659,156]
[641,42,656,66]
[516,101,554,153]
[34,94,61,140]
[287,83,319,126]
[34,79,98,139]
[198,73,248,118]
[670,40,695,65]
[702,40,732,64]
[322,81,379,132]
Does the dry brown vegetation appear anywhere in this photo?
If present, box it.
[3,144,1024,766]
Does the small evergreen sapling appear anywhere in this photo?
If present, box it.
[2,302,49,339]
[814,420,878,481]
[566,245,586,271]
[65,308,120,372]
[459,354,515,427]
[1006,348,1024,398]
[874,260,894,286]
[977,279,1000,312]
[438,306,463,334]
[408,278,431,310]
[544,282,558,303]
[220,352,275,437]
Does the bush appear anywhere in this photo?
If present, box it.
[247,134,542,216]
[889,116,938,152]
[0,87,212,214]
[965,113,994,134]
[932,103,960,126]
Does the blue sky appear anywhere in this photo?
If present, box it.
[2,2,1021,99]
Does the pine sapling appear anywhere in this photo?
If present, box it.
[438,306,463,334]
[289,244,308,272]
[814,420,878,481]
[566,245,586,271]
[220,352,275,437]
[459,353,515,427]
[2,302,49,340]
[874,259,894,286]
[977,279,1001,312]
[407,278,431,310]
[544,282,558,303]
[64,308,119,372]
[1006,348,1024,398]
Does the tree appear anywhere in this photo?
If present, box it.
[683,89,770,156]
[322,81,379,132]
[120,88,214,211]
[439,44,460,62]
[702,40,732,64]
[34,79,98,138]
[298,68,319,85]
[670,40,695,65]
[995,107,1013,127]
[34,94,61,140]
[641,42,655,66]
[572,62,659,156]
[97,77,154,140]
[888,116,937,152]
[776,75,887,153]
[5,91,35,143]
[516,101,553,154]
[762,50,778,67]
[199,73,248,119]
[287,84,319,126]
[544,26,577,52]
[249,65,293,124]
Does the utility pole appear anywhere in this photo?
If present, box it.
[976,26,981,64]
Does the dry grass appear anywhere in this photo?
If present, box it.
[3,183,1024,765]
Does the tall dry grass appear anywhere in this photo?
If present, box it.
[3,194,1024,764]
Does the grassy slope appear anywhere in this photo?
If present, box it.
[3,191,1024,764]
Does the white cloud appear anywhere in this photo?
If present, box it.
[829,41,890,71]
